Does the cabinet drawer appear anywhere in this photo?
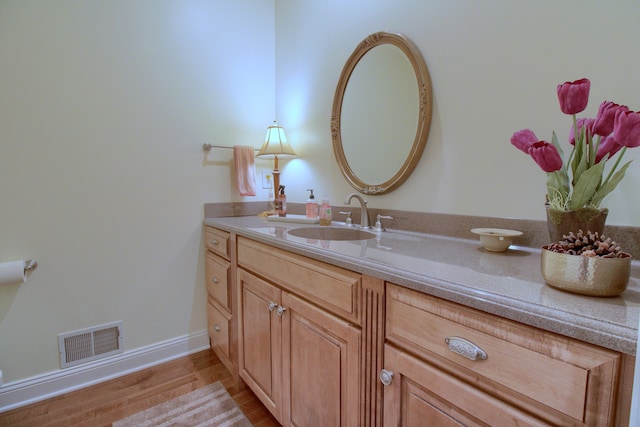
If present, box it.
[386,284,620,425]
[383,344,546,427]
[204,226,230,259]
[237,236,361,324]
[208,297,231,361]
[206,251,231,311]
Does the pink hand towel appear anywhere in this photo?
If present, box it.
[234,145,257,196]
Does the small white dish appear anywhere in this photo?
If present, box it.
[471,228,523,252]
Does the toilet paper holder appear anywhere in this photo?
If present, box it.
[24,259,37,272]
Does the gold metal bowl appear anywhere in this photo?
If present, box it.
[541,247,631,297]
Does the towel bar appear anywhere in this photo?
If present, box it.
[202,144,260,152]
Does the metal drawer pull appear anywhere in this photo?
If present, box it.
[276,306,287,316]
[445,336,487,361]
[213,325,221,332]
[211,239,219,246]
[268,301,278,312]
[379,369,394,386]
[212,276,219,283]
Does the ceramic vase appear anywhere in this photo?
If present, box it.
[545,206,608,243]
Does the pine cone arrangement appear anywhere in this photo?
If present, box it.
[546,230,629,258]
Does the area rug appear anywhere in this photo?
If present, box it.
[113,382,252,427]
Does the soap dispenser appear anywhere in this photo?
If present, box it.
[277,185,287,217]
[306,189,318,219]
[319,195,332,226]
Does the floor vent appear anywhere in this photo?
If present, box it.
[58,321,123,368]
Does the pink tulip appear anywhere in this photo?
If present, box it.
[595,134,623,163]
[613,110,640,148]
[528,141,563,172]
[569,118,594,145]
[557,78,590,115]
[510,129,538,153]
[593,101,628,136]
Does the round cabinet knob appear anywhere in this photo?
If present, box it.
[268,302,278,312]
[276,306,287,316]
[379,369,394,386]
[211,239,219,246]
[212,277,220,283]
[213,325,221,332]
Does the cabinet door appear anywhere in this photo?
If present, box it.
[237,269,283,423]
[282,292,361,427]
[382,345,547,427]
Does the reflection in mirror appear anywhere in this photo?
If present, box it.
[331,32,432,194]
[341,44,418,184]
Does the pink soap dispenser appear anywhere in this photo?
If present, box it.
[306,189,318,219]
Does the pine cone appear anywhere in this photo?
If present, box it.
[546,229,628,258]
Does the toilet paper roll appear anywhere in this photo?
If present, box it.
[0,260,26,285]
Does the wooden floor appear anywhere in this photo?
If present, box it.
[0,349,280,427]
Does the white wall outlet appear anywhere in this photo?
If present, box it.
[262,170,272,189]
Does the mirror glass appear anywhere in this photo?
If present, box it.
[341,44,418,184]
[331,32,432,194]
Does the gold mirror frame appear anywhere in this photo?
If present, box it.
[331,32,433,194]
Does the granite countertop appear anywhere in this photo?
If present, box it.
[204,215,640,355]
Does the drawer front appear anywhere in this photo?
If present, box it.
[208,298,231,360]
[383,344,546,427]
[204,226,230,259]
[206,251,231,310]
[237,236,361,324]
[386,284,619,424]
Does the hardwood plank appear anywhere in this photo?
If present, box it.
[0,349,279,427]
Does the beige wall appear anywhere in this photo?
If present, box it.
[0,1,275,383]
[1,0,640,388]
[274,0,640,227]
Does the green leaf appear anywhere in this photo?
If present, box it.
[575,129,597,186]
[590,161,632,207]
[546,169,570,209]
[571,142,585,185]
[569,161,605,210]
[551,131,563,156]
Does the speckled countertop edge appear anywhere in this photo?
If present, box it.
[204,203,640,355]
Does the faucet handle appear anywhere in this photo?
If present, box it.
[373,215,394,232]
[338,211,353,226]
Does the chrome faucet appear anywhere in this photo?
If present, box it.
[343,193,371,229]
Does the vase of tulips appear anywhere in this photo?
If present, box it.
[511,78,640,242]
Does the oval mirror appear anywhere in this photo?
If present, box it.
[331,32,433,194]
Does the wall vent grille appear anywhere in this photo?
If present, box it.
[58,321,123,368]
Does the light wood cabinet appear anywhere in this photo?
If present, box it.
[203,225,630,427]
[382,344,546,426]
[236,236,361,323]
[204,226,230,259]
[282,291,360,427]
[383,283,623,426]
[237,269,282,418]
[204,226,236,380]
[237,237,362,427]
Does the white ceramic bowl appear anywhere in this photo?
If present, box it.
[471,228,523,252]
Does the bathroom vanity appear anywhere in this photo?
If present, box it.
[203,214,638,426]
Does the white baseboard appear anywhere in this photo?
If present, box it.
[0,330,210,413]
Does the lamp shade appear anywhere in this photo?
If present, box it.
[257,121,297,158]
